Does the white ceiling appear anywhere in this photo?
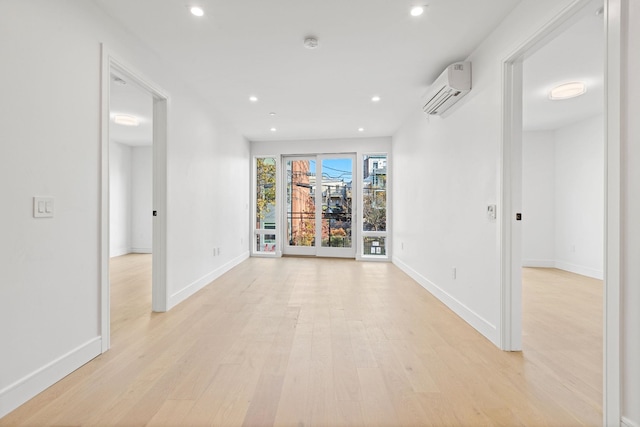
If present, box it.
[109,71,153,146]
[101,0,604,142]
[523,0,604,131]
[96,0,521,142]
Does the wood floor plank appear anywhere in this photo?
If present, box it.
[0,256,602,427]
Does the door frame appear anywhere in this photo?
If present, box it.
[100,45,169,353]
[282,153,357,258]
[499,0,622,424]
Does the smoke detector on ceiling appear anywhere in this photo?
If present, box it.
[304,37,319,49]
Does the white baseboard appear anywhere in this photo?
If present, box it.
[168,251,250,309]
[554,261,604,280]
[392,256,498,346]
[0,337,101,419]
[110,247,131,258]
[522,259,603,280]
[522,259,555,268]
[622,416,640,427]
[131,248,152,254]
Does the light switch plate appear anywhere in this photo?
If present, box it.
[487,204,497,220]
[34,197,54,218]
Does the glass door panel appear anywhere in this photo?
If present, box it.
[283,154,356,258]
[285,158,316,255]
[320,158,353,249]
[361,154,388,259]
[254,157,277,254]
[316,155,356,258]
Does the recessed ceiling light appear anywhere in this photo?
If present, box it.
[249,96,258,102]
[358,127,365,132]
[113,115,140,126]
[410,6,425,16]
[549,82,587,100]
[269,112,276,116]
[371,95,381,102]
[270,127,277,132]
[190,6,204,17]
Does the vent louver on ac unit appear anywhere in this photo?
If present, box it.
[422,61,471,116]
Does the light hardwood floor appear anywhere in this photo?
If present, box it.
[0,256,602,426]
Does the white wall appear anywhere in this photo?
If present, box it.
[109,141,132,257]
[522,116,604,279]
[622,0,640,424]
[391,0,594,347]
[131,146,152,253]
[522,131,556,266]
[109,144,152,256]
[251,137,391,157]
[554,115,604,278]
[0,0,250,418]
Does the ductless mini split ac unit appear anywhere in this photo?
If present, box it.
[422,61,472,116]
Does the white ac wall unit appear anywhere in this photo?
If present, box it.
[422,61,471,116]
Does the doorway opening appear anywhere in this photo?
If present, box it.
[283,154,356,258]
[501,0,621,423]
[520,7,605,424]
[100,48,168,352]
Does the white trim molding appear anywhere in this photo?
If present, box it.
[622,416,640,427]
[0,338,101,419]
[393,256,498,344]
[604,0,623,425]
[168,251,250,309]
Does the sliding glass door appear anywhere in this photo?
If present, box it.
[285,157,317,255]
[284,154,356,258]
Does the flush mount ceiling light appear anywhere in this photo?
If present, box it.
[304,37,319,49]
[270,127,277,132]
[249,96,258,102]
[371,95,381,102]
[410,5,425,16]
[113,114,140,126]
[549,82,587,100]
[189,6,204,17]
[358,127,365,132]
[269,112,276,116]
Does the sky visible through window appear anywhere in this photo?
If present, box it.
[322,158,352,181]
